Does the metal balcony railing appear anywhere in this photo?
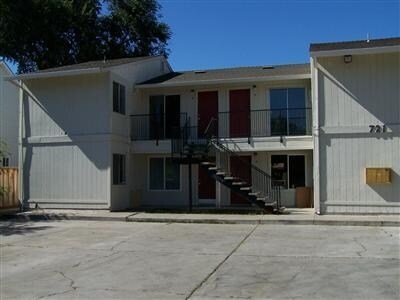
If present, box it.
[130,113,187,141]
[131,108,311,141]
[218,108,312,138]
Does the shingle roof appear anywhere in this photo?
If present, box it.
[138,63,310,86]
[310,37,400,52]
[30,56,160,74]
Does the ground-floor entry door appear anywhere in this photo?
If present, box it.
[198,91,218,138]
[230,155,252,205]
[198,165,216,202]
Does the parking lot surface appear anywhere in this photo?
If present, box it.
[1,220,399,299]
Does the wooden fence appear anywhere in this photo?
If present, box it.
[0,168,20,210]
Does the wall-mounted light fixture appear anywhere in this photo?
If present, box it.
[344,55,352,64]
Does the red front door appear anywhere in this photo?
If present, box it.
[229,89,250,138]
[198,166,216,200]
[198,91,218,138]
[230,156,252,205]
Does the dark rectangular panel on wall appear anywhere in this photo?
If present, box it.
[165,95,180,138]
[229,89,250,138]
[289,155,305,188]
[198,91,218,138]
[149,95,164,139]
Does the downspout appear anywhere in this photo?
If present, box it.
[311,57,321,215]
[18,80,24,210]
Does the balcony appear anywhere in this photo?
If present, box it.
[130,113,187,141]
[218,108,312,138]
[130,108,312,141]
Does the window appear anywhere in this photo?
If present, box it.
[271,155,288,188]
[113,154,126,185]
[113,82,126,114]
[149,157,180,190]
[270,88,306,136]
[149,95,181,139]
[271,155,305,189]
[2,157,9,167]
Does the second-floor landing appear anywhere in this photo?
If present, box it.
[130,63,313,153]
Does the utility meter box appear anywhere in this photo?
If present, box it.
[366,168,391,184]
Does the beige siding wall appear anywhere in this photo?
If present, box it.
[317,52,400,213]
[22,73,112,208]
[24,73,110,137]
[109,57,167,209]
[24,141,110,208]
[111,57,168,138]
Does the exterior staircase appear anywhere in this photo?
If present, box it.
[171,119,282,213]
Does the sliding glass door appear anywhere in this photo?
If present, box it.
[270,88,306,136]
[149,95,180,139]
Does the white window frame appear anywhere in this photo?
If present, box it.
[148,156,181,191]
[270,154,307,190]
[112,154,126,185]
[113,81,126,115]
[149,94,181,139]
[268,87,308,136]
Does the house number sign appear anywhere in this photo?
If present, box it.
[369,125,387,133]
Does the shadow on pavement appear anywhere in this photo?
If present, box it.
[0,222,55,237]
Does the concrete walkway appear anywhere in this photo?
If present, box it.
[3,208,399,226]
[2,221,399,299]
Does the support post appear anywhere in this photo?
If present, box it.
[188,154,193,212]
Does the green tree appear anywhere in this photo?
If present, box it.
[0,0,171,73]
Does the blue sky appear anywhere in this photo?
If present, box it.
[6,0,400,73]
[161,0,399,70]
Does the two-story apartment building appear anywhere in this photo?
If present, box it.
[130,64,313,209]
[8,37,399,214]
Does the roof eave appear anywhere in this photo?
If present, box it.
[310,45,400,57]
[0,61,14,76]
[136,73,311,89]
[6,67,105,81]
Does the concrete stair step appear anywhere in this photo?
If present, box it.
[200,162,215,166]
[248,192,260,196]
[240,186,252,191]
[232,182,247,186]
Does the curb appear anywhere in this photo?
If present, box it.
[126,217,400,227]
[2,213,398,227]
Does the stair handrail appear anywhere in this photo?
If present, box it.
[203,117,280,210]
[203,117,272,179]
[174,117,281,211]
[211,139,273,179]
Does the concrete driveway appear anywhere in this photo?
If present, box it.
[1,220,399,299]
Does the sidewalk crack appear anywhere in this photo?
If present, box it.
[185,224,259,300]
